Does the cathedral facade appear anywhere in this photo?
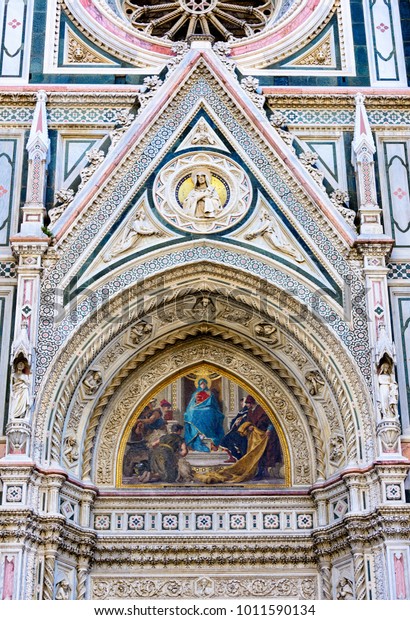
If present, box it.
[0,0,410,601]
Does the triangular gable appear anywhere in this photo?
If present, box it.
[51,49,354,305]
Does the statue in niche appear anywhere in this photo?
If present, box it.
[183,170,222,218]
[10,359,31,419]
[191,119,216,146]
[245,210,304,263]
[104,208,163,262]
[336,577,354,600]
[55,579,71,600]
[377,357,398,419]
[82,370,102,396]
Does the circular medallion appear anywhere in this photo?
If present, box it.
[154,153,252,233]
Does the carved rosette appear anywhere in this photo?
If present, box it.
[154,153,252,233]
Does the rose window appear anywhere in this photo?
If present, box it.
[122,0,275,41]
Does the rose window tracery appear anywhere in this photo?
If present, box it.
[122,0,275,41]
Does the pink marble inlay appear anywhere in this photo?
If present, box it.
[8,19,21,29]
[394,188,407,200]
[80,0,172,55]
[376,23,389,33]
[394,552,407,600]
[231,0,321,56]
[2,556,15,600]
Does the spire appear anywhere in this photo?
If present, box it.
[351,93,383,236]
[352,93,375,165]
[13,90,50,237]
[26,90,50,159]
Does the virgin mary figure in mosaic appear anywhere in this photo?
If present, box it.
[183,377,225,452]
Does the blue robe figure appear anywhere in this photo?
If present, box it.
[184,379,225,452]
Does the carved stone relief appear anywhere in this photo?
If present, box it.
[92,575,318,599]
[154,153,252,233]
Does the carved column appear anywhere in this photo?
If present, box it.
[319,560,332,600]
[42,551,57,600]
[76,559,90,600]
[353,551,367,600]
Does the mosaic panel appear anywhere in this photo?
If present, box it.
[0,262,16,278]
[388,264,410,279]
[92,509,315,533]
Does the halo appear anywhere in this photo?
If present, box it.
[195,374,213,389]
[191,169,211,185]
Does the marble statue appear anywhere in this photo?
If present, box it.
[245,210,304,262]
[10,361,31,419]
[377,360,398,419]
[183,170,222,218]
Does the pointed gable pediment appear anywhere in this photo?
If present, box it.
[51,49,355,305]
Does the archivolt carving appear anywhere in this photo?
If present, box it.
[93,338,312,486]
[35,264,374,473]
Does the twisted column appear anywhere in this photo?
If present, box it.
[42,553,56,600]
[353,552,367,600]
[320,562,332,600]
[76,564,89,600]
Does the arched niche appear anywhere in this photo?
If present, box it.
[34,263,374,483]
[116,361,290,488]
[93,338,310,487]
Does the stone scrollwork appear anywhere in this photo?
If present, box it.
[154,152,252,233]
[330,190,355,228]
[49,189,75,226]
[78,148,106,191]
[92,575,317,599]
[213,42,237,76]
[166,42,189,74]
[270,113,296,153]
[299,151,325,188]
[240,76,265,110]
[137,76,163,111]
[109,111,135,152]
